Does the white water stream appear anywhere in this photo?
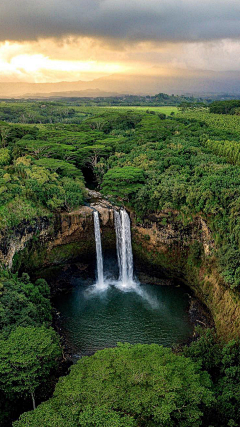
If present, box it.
[114,209,134,287]
[92,209,158,307]
[93,211,104,289]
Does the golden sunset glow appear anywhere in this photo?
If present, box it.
[0,40,131,83]
[0,1,240,94]
[1,36,240,87]
[9,54,125,79]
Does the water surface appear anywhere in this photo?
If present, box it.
[54,273,193,358]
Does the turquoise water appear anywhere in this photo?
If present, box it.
[53,273,193,357]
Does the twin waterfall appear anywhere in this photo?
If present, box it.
[93,211,104,288]
[114,210,134,285]
[93,209,135,289]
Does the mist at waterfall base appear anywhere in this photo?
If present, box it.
[53,209,193,358]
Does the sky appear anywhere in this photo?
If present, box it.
[0,0,240,86]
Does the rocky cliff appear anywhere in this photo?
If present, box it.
[0,217,53,269]
[1,193,240,339]
[131,210,240,339]
[0,191,116,271]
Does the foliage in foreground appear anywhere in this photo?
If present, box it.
[14,343,213,427]
[0,326,61,409]
[184,328,240,427]
[12,331,240,427]
[0,272,52,334]
[0,273,61,426]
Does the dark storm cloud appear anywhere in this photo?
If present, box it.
[1,0,240,43]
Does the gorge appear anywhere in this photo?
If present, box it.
[2,190,239,341]
[52,207,193,358]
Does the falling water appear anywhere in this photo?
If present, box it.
[93,211,104,288]
[114,209,134,286]
[90,209,158,306]
[93,208,136,292]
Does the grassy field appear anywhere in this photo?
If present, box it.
[0,102,179,123]
[101,106,178,115]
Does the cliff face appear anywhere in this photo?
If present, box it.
[134,210,213,246]
[45,202,115,267]
[0,217,53,269]
[131,210,214,277]
[1,192,116,271]
[131,211,240,339]
[1,196,240,339]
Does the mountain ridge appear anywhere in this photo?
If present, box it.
[0,68,240,97]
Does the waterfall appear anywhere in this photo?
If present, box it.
[114,209,134,286]
[93,208,135,291]
[93,211,104,288]
[91,207,155,304]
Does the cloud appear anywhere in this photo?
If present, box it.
[2,37,240,84]
[0,39,128,83]
[1,0,240,43]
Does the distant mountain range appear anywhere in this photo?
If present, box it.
[0,68,240,98]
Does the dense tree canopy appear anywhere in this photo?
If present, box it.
[14,343,213,427]
[209,100,240,115]
[1,100,240,426]
[1,105,240,286]
[0,273,52,334]
[102,166,145,200]
[0,326,61,410]
[0,272,61,425]
[184,328,240,426]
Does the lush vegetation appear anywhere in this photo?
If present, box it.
[184,329,240,427]
[0,271,61,425]
[0,94,209,124]
[13,335,240,427]
[209,100,240,115]
[1,99,240,426]
[14,343,214,427]
[0,101,90,124]
[0,121,86,229]
[1,104,240,284]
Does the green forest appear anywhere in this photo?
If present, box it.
[1,99,240,426]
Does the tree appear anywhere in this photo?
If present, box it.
[14,343,214,426]
[0,148,10,166]
[0,326,61,410]
[0,122,11,147]
[0,273,52,333]
[77,144,112,168]
[184,329,240,426]
[102,166,145,200]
